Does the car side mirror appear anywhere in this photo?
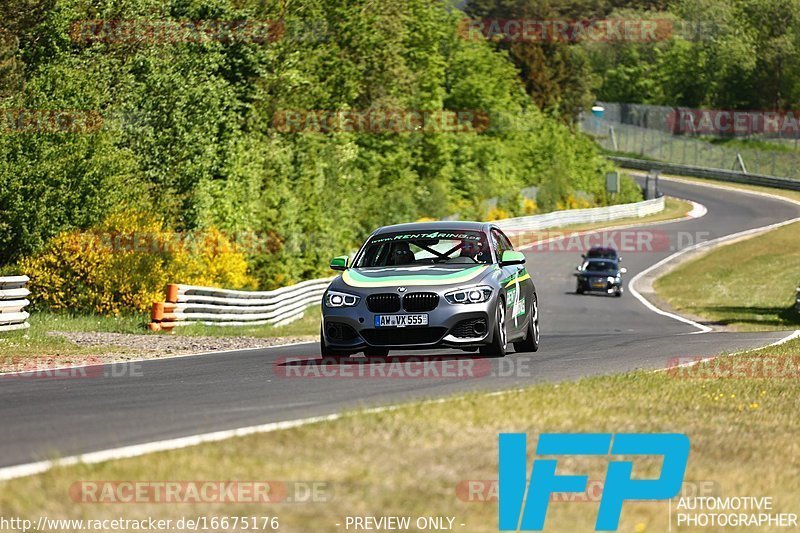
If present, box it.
[620,267,628,274]
[500,250,526,266]
[330,256,349,271]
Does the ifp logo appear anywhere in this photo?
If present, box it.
[498,433,689,531]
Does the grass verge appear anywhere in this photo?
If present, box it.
[0,308,320,361]
[2,337,798,532]
[655,221,800,331]
[0,312,148,359]
[706,137,800,154]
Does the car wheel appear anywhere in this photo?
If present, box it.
[614,287,623,297]
[513,293,540,353]
[576,283,584,295]
[480,300,507,357]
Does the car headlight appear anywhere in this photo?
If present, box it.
[325,290,360,308]
[607,276,616,283]
[445,285,493,304]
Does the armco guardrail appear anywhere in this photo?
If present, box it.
[796,287,800,314]
[495,196,665,237]
[148,196,665,331]
[609,156,800,192]
[149,278,335,331]
[0,276,31,333]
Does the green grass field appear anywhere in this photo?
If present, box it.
[2,337,797,532]
[655,221,800,331]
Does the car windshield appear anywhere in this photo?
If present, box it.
[587,248,617,260]
[354,230,492,267]
[583,260,616,272]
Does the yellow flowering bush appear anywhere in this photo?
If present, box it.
[19,211,256,315]
[522,198,538,215]
[485,207,511,221]
[555,194,594,211]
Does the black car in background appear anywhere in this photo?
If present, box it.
[574,258,627,297]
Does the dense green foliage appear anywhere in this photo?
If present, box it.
[0,0,634,303]
[587,0,800,109]
[468,0,800,111]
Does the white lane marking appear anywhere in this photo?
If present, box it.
[768,329,800,346]
[4,329,798,481]
[1,182,795,482]
[0,405,400,482]
[625,172,800,334]
[628,216,800,334]
[0,390,497,482]
[686,200,707,218]
[0,340,315,378]
[653,329,800,374]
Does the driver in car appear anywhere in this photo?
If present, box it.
[458,239,490,263]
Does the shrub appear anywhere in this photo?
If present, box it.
[485,207,511,221]
[19,211,255,315]
[523,198,538,215]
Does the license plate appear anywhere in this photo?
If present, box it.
[374,314,428,328]
[592,282,606,288]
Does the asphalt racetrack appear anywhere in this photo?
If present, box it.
[1,177,798,470]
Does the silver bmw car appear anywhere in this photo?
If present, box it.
[320,221,539,357]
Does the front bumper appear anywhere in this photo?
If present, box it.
[322,298,497,350]
[577,276,622,294]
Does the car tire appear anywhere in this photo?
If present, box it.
[480,300,507,357]
[614,288,623,297]
[513,293,540,353]
[576,283,584,295]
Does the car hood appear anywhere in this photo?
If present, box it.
[579,270,619,276]
[339,264,493,288]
